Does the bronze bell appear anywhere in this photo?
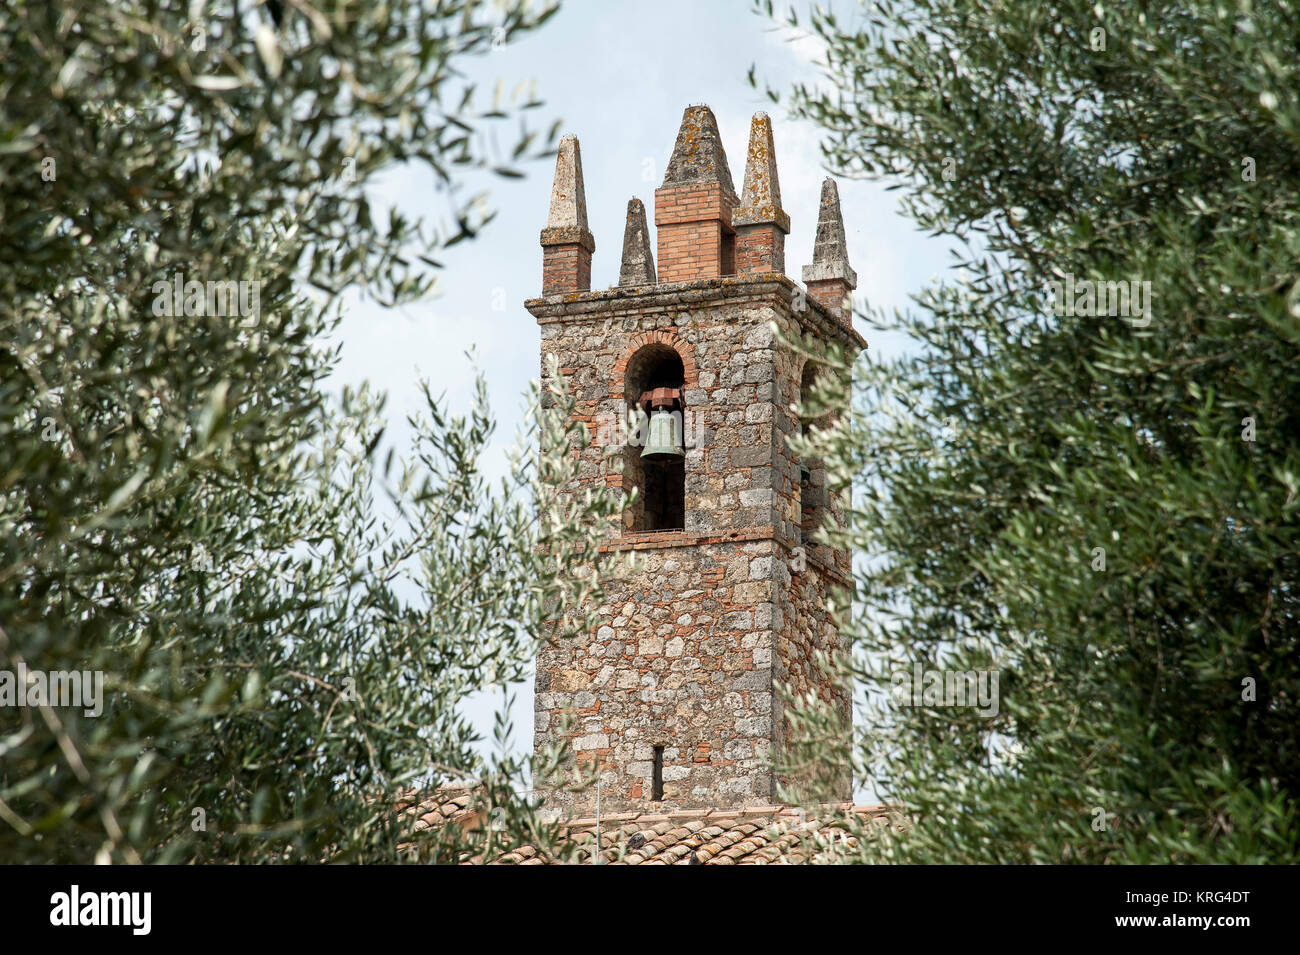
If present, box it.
[641,407,685,460]
[640,386,685,460]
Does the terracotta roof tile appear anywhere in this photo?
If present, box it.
[399,786,901,864]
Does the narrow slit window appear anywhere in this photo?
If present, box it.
[651,745,665,802]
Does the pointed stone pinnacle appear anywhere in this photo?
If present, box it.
[802,178,856,286]
[733,112,790,232]
[547,135,588,229]
[542,135,594,251]
[662,105,737,200]
[619,198,656,287]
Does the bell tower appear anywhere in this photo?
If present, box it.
[527,106,866,816]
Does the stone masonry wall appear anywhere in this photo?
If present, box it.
[769,306,853,800]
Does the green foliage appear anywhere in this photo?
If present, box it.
[0,0,621,863]
[764,0,1300,862]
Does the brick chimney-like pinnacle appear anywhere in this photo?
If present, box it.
[802,178,857,325]
[540,135,595,295]
[654,105,738,283]
[732,112,790,276]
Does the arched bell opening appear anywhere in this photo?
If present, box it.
[623,345,686,532]
[798,361,830,546]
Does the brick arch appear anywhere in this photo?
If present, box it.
[610,329,698,402]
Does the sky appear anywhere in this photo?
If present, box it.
[324,0,953,797]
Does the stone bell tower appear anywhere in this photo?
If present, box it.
[527,106,865,817]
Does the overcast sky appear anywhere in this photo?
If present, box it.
[325,0,952,799]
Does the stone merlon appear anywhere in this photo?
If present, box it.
[732,112,790,233]
[618,198,656,287]
[802,178,856,287]
[733,112,789,276]
[540,135,594,295]
[541,134,595,252]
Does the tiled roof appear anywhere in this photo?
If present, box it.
[398,786,899,865]
[398,787,483,836]
[522,804,895,865]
